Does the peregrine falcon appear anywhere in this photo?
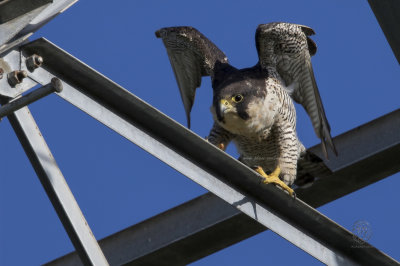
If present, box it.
[156,22,336,196]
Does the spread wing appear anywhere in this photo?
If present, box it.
[256,22,337,158]
[156,26,228,128]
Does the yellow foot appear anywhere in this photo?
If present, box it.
[218,143,225,151]
[204,137,225,151]
[255,166,295,197]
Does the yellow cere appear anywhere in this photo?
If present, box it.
[220,99,231,106]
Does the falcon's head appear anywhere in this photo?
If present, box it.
[210,67,269,136]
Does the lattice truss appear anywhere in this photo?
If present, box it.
[0,1,399,265]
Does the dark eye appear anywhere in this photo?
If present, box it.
[232,94,244,103]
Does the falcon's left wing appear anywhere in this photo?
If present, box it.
[256,22,337,158]
[156,27,228,128]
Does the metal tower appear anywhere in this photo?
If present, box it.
[0,1,399,265]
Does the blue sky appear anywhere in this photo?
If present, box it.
[1,1,399,265]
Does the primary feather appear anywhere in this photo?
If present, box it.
[155,27,228,128]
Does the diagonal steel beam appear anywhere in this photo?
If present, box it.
[5,103,109,266]
[0,0,78,54]
[0,0,51,24]
[20,38,400,266]
[368,0,400,64]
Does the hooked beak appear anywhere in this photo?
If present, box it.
[216,99,233,123]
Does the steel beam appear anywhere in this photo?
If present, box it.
[0,0,77,54]
[0,0,52,24]
[20,38,400,266]
[368,0,400,64]
[15,0,78,41]
[0,4,48,53]
[46,107,400,266]
[5,104,109,266]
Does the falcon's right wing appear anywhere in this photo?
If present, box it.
[156,26,228,128]
[256,22,337,158]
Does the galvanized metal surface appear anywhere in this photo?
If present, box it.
[0,77,62,119]
[0,4,48,53]
[48,194,257,266]
[368,0,400,64]
[16,0,78,40]
[19,38,399,266]
[0,49,38,97]
[300,108,400,206]
[0,0,77,54]
[0,0,52,24]
[6,105,109,266]
[47,108,400,266]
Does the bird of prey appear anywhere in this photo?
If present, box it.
[156,22,336,196]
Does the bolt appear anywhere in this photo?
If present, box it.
[0,68,3,79]
[50,77,63,93]
[7,70,27,87]
[26,54,43,72]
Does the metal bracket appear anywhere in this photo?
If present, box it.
[0,48,39,98]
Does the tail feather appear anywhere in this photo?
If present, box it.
[296,150,332,188]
